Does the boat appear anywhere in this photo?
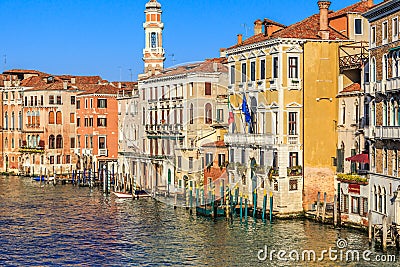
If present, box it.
[113,192,133,198]
[33,176,54,182]
[134,189,152,198]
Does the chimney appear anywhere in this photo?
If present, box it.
[362,0,374,7]
[254,19,263,35]
[220,48,227,58]
[237,34,243,45]
[63,81,68,90]
[318,1,331,40]
[71,77,76,84]
[213,62,218,72]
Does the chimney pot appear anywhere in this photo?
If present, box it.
[254,19,263,35]
[318,1,331,39]
[237,34,243,45]
[63,81,68,90]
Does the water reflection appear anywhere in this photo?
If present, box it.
[0,176,398,266]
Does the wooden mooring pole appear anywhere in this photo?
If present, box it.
[316,192,321,219]
[322,192,327,223]
[382,215,388,252]
[368,211,372,245]
[333,194,338,227]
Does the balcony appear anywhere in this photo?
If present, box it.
[288,136,299,145]
[339,41,368,71]
[19,146,45,154]
[375,126,400,140]
[82,148,93,156]
[228,84,235,93]
[224,133,275,147]
[98,149,108,157]
[288,78,301,89]
[73,148,81,155]
[269,78,278,90]
[287,166,303,177]
[387,77,400,92]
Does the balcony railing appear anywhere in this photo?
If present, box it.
[387,77,400,92]
[99,149,108,156]
[224,133,275,146]
[375,126,400,140]
[19,146,45,154]
[288,136,299,145]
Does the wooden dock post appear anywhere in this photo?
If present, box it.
[235,186,239,205]
[244,195,248,222]
[334,194,338,227]
[196,186,199,208]
[253,190,257,219]
[316,191,321,220]
[174,192,177,209]
[368,211,372,245]
[262,189,267,222]
[189,187,193,214]
[382,215,388,252]
[322,192,327,223]
[239,193,243,222]
[269,192,273,224]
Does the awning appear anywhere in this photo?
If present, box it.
[345,153,369,164]
[389,46,400,52]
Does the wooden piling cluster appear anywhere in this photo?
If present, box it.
[305,191,334,224]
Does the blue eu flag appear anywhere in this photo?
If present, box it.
[241,95,251,124]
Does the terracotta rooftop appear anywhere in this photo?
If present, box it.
[342,83,361,93]
[228,1,373,49]
[264,18,286,28]
[77,84,119,95]
[202,140,227,148]
[3,69,48,75]
[145,58,228,79]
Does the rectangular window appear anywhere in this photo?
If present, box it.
[206,153,213,166]
[77,117,80,127]
[70,113,75,123]
[49,95,54,104]
[70,137,75,148]
[371,26,376,44]
[142,89,146,100]
[90,98,93,109]
[288,112,297,135]
[354,18,362,35]
[218,153,226,167]
[66,155,71,164]
[230,149,235,162]
[97,118,107,127]
[260,150,265,166]
[98,99,107,108]
[289,179,298,191]
[230,65,235,84]
[76,100,80,109]
[85,135,89,148]
[241,149,245,164]
[250,61,256,82]
[57,95,62,105]
[98,136,106,149]
[85,99,88,109]
[189,157,193,170]
[351,197,360,214]
[71,96,76,105]
[205,82,211,95]
[89,118,93,127]
[84,118,89,127]
[216,109,224,122]
[77,135,81,148]
[362,198,368,217]
[178,156,182,170]
[288,57,299,79]
[49,156,54,164]
[383,21,388,42]
[56,155,61,164]
[273,57,279,78]
[393,17,399,39]
[289,152,299,168]
[241,63,247,83]
[260,59,266,80]
[343,195,349,213]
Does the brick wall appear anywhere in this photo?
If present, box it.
[303,167,335,211]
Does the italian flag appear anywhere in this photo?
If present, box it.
[228,96,234,125]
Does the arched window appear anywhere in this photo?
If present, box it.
[390,98,395,126]
[189,103,194,124]
[37,135,41,148]
[18,111,22,130]
[56,135,63,149]
[36,111,40,126]
[56,111,62,124]
[383,100,387,126]
[4,137,8,148]
[371,57,376,82]
[33,134,37,147]
[374,185,378,211]
[4,112,8,130]
[382,187,387,214]
[341,102,346,125]
[371,100,376,126]
[49,111,55,124]
[11,112,14,130]
[378,186,382,213]
[393,54,398,78]
[383,54,388,81]
[49,135,55,149]
[205,103,212,124]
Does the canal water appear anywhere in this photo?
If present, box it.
[0,176,398,267]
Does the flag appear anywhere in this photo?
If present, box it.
[241,94,251,124]
[228,96,234,125]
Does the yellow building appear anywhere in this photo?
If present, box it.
[224,0,373,214]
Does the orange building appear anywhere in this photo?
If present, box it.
[75,84,119,173]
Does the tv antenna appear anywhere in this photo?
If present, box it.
[241,23,250,38]
[3,55,6,72]
[169,53,176,66]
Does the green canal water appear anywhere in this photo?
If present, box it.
[0,175,398,266]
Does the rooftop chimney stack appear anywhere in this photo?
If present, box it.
[318,1,331,40]
[362,0,374,7]
[254,19,263,35]
[237,34,243,45]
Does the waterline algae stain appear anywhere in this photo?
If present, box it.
[0,176,397,266]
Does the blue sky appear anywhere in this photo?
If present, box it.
[1,0,375,82]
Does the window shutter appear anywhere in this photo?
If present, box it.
[337,149,343,173]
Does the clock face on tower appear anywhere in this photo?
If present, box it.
[151,32,157,48]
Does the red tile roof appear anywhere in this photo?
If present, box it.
[342,83,361,93]
[77,84,119,95]
[202,140,227,148]
[3,69,48,75]
[329,1,373,18]
[264,18,286,28]
[228,1,373,50]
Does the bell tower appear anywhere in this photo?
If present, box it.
[142,0,165,78]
